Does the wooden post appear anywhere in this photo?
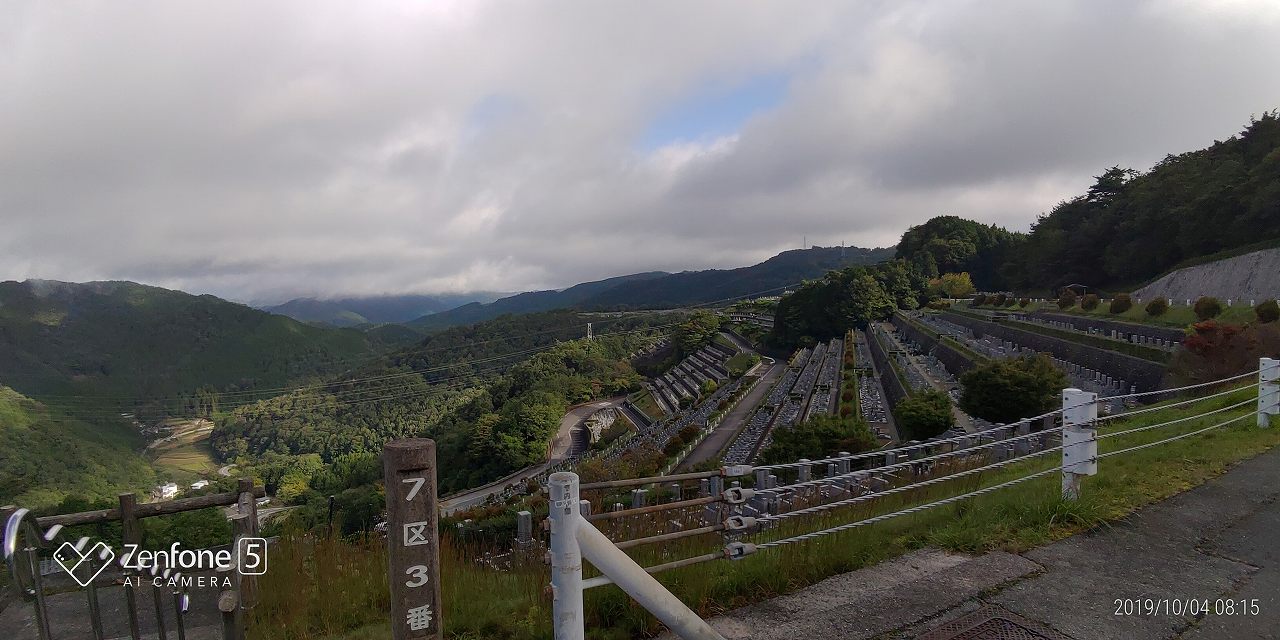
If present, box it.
[235,479,260,608]
[119,493,143,640]
[383,439,442,640]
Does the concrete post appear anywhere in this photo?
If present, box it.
[631,490,647,508]
[579,500,592,517]
[1260,358,1280,428]
[548,473,584,640]
[383,439,443,640]
[516,511,533,545]
[1061,389,1098,500]
[798,459,811,483]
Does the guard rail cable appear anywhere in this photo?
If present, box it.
[548,358,1279,640]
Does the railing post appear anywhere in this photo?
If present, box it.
[1061,388,1098,500]
[1260,358,1279,428]
[119,493,143,640]
[383,439,443,640]
[548,472,585,640]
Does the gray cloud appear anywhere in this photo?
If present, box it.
[2,0,1278,303]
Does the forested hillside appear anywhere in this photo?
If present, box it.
[0,386,154,507]
[211,310,671,491]
[409,246,893,331]
[264,292,506,327]
[770,260,928,347]
[581,246,894,309]
[897,112,1280,292]
[407,272,669,331]
[0,280,391,415]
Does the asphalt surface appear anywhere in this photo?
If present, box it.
[675,360,783,472]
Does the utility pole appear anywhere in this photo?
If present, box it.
[587,322,593,342]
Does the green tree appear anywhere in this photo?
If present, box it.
[1146,297,1170,317]
[1194,296,1223,320]
[893,390,954,440]
[959,356,1068,423]
[1256,299,1279,323]
[758,415,877,464]
[1110,293,1133,314]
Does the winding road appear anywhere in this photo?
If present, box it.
[438,397,626,515]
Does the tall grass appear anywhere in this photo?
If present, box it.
[250,384,1278,639]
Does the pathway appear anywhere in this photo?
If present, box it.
[439,397,624,515]
[675,360,783,472]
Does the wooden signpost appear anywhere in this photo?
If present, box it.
[383,439,443,639]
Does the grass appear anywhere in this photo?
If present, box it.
[148,418,219,479]
[631,389,665,420]
[984,300,1262,330]
[947,308,1171,363]
[250,383,1277,640]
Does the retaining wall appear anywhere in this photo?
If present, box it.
[1026,311,1184,343]
[866,327,910,409]
[891,314,982,376]
[942,312,1168,392]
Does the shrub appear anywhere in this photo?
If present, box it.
[1018,297,1031,308]
[1080,293,1100,311]
[1004,296,1018,307]
[1146,297,1169,317]
[663,436,685,456]
[757,414,877,464]
[960,355,1069,423]
[1257,299,1280,324]
[1109,293,1133,314]
[893,390,954,441]
[1193,296,1223,320]
[969,295,988,307]
[1058,289,1078,309]
[841,389,854,402]
[993,294,1008,307]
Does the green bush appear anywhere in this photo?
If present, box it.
[960,355,1068,423]
[1256,299,1279,324]
[1146,297,1169,317]
[1004,296,1018,307]
[1018,297,1031,308]
[1080,293,1100,311]
[1194,296,1223,320]
[893,390,955,440]
[969,295,988,307]
[1110,293,1133,314]
[993,294,1008,307]
[1058,289,1078,309]
[758,414,877,464]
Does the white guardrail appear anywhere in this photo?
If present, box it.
[548,357,1280,639]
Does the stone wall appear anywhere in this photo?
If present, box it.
[867,326,910,410]
[942,312,1168,392]
[891,314,982,376]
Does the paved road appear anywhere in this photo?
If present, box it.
[675,361,783,472]
[216,464,236,477]
[668,444,1280,639]
[439,397,624,515]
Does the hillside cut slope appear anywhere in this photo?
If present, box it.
[1134,248,1280,302]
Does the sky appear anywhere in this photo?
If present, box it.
[2,1,1279,304]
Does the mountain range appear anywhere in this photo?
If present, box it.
[407,245,894,331]
[262,292,508,327]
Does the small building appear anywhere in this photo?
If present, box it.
[190,480,210,491]
[155,482,180,500]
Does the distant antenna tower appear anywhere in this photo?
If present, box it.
[803,235,807,249]
[841,241,845,261]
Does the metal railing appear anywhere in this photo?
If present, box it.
[3,480,265,640]
[547,358,1280,639]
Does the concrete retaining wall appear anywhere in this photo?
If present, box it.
[891,314,982,376]
[867,327,910,410]
[1026,311,1184,343]
[942,312,1168,392]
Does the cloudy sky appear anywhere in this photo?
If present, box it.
[2,0,1278,303]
